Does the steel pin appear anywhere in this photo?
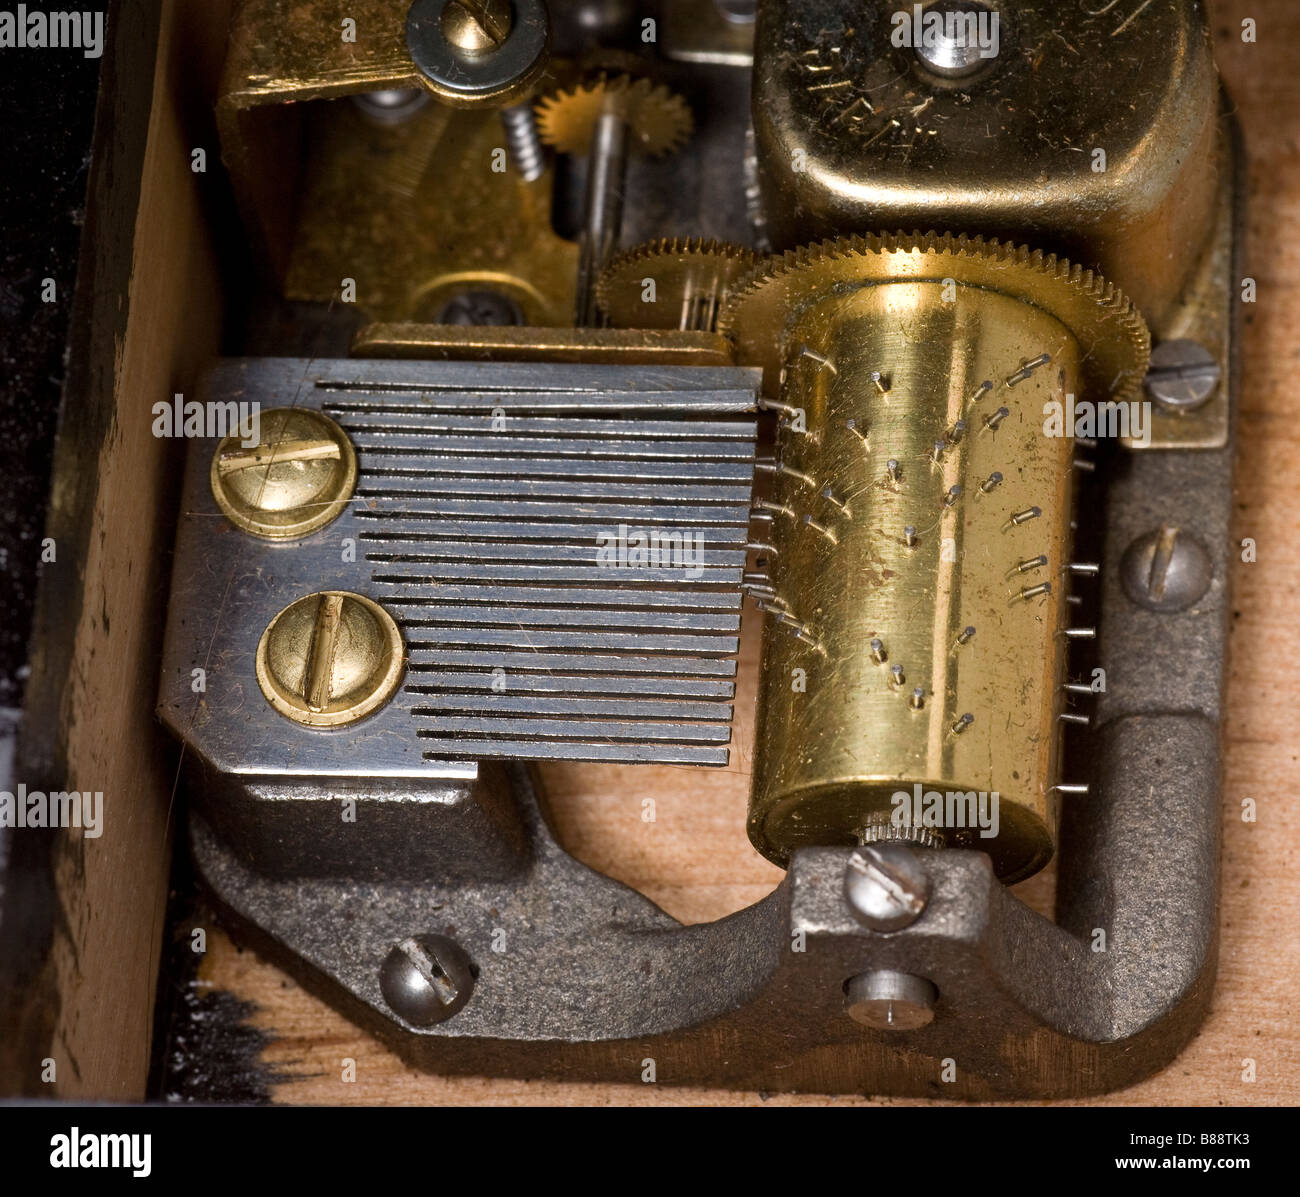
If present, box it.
[1007,353,1051,386]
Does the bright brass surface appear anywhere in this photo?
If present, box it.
[721,234,1149,882]
[210,407,357,540]
[256,592,405,728]
[440,0,511,54]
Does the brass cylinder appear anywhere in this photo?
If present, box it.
[722,234,1149,885]
[751,284,1077,881]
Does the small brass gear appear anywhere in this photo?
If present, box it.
[719,231,1150,402]
[596,238,757,330]
[534,73,693,157]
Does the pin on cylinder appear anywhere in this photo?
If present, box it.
[720,233,1149,883]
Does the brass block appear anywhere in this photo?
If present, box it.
[751,0,1220,331]
[217,0,575,319]
[351,322,736,365]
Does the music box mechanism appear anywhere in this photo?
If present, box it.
[159,0,1239,1096]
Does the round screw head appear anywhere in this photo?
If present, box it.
[844,843,931,932]
[256,592,404,727]
[1120,524,1213,613]
[913,1,1001,79]
[1144,339,1221,412]
[436,289,525,326]
[380,935,475,1026]
[440,0,511,53]
[844,970,937,1030]
[210,407,357,540]
[406,0,549,108]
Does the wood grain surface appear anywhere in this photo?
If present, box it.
[189,0,1299,1105]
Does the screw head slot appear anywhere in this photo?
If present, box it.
[210,407,357,540]
[256,592,404,728]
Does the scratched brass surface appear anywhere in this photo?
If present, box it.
[284,99,577,325]
[751,0,1219,333]
[722,235,1150,882]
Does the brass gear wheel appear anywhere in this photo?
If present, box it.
[534,73,693,157]
[596,238,757,330]
[719,231,1150,402]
